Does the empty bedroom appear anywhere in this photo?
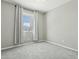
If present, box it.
[1,0,78,59]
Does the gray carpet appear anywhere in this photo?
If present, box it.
[1,42,78,59]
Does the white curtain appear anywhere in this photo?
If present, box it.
[14,5,21,44]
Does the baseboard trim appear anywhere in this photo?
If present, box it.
[32,40,46,43]
[46,41,78,53]
[1,40,46,51]
[1,42,34,51]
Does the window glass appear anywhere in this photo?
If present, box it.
[22,15,32,31]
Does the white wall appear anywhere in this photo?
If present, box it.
[1,2,15,48]
[46,0,78,50]
[38,12,46,41]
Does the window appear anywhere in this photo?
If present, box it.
[22,15,32,32]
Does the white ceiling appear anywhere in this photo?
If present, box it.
[3,0,71,12]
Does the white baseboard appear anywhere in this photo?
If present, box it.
[46,41,78,53]
[2,40,78,53]
[33,40,46,42]
[1,42,34,51]
[1,40,46,51]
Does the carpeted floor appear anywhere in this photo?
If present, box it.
[1,42,78,59]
